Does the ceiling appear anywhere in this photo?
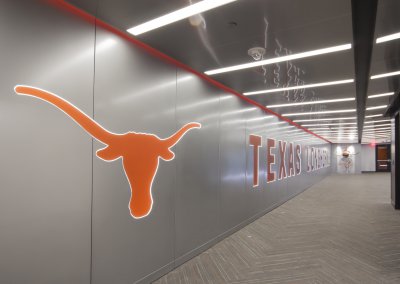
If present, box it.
[67,0,400,144]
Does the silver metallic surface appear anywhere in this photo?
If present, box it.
[0,1,332,284]
[0,1,94,283]
[91,29,177,283]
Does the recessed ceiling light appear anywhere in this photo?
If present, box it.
[366,105,387,110]
[371,70,400,80]
[301,122,357,127]
[376,32,400,43]
[266,98,355,108]
[127,0,237,35]
[282,109,356,117]
[205,44,351,75]
[368,92,395,98]
[244,79,354,96]
[294,117,356,122]
[365,114,382,118]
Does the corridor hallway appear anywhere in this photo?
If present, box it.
[156,173,400,284]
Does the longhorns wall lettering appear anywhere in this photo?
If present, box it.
[14,85,201,219]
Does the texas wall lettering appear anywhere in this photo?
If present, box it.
[249,134,329,187]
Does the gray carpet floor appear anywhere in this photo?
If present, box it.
[155,173,400,284]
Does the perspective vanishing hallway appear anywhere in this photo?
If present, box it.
[155,173,400,284]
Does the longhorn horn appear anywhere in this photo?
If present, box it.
[163,122,201,148]
[14,85,114,145]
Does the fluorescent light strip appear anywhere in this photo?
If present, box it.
[366,105,387,110]
[368,92,394,98]
[329,127,358,130]
[301,122,357,127]
[294,117,356,123]
[365,114,382,118]
[364,126,391,129]
[313,132,358,134]
[364,119,391,124]
[247,116,274,122]
[127,0,237,35]
[364,132,391,135]
[314,132,357,135]
[244,79,354,96]
[313,129,357,132]
[205,44,351,75]
[364,124,391,127]
[371,70,400,80]
[325,137,357,139]
[376,32,400,43]
[283,109,356,117]
[363,137,390,139]
[267,97,355,108]
[308,128,331,131]
[364,128,391,132]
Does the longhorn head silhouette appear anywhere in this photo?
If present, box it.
[14,85,201,219]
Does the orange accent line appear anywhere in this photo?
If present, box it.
[45,0,331,144]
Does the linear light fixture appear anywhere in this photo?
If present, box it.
[294,117,356,123]
[364,125,391,129]
[244,79,354,96]
[267,98,354,108]
[127,0,237,35]
[376,32,400,43]
[363,131,391,134]
[301,122,357,127]
[282,109,356,117]
[329,127,358,130]
[364,128,392,131]
[371,70,400,80]
[313,131,357,134]
[308,128,331,131]
[366,105,387,110]
[364,119,391,124]
[365,114,382,118]
[368,92,394,98]
[246,116,274,122]
[205,44,351,75]
[313,129,357,132]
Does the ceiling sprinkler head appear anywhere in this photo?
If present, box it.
[248,47,266,61]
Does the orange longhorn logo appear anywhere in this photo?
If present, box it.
[14,85,201,219]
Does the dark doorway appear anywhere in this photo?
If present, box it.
[376,144,391,172]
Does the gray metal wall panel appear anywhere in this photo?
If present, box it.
[174,71,221,261]
[0,1,94,283]
[219,96,248,232]
[91,30,176,284]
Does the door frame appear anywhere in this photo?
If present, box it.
[375,144,391,172]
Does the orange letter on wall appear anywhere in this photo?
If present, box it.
[267,138,276,183]
[278,140,287,180]
[249,134,262,187]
